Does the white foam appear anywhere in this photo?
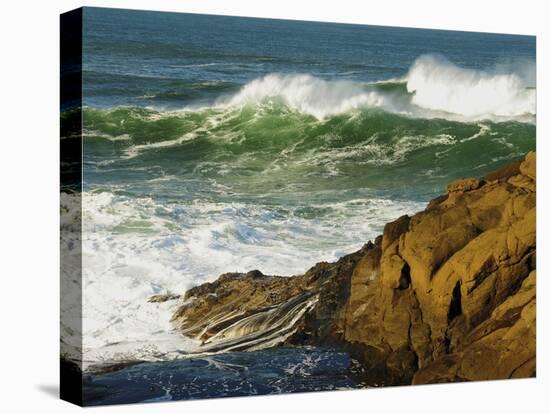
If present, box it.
[77,192,201,369]
[221,73,391,119]
[406,54,535,119]
[123,131,198,159]
[212,55,535,122]
[71,190,423,367]
[294,133,456,169]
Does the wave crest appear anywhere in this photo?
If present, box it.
[215,55,535,122]
[222,74,392,119]
[406,54,535,119]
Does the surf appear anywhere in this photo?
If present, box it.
[209,54,536,122]
[406,54,535,119]
[61,189,424,369]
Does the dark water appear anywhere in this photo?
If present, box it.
[83,347,362,405]
[67,8,536,404]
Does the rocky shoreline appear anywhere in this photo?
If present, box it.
[172,152,536,386]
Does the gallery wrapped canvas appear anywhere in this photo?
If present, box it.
[60,7,536,406]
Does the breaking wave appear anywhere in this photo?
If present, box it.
[406,55,535,119]
[211,54,535,121]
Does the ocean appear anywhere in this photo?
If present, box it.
[62,7,535,402]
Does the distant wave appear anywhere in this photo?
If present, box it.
[78,55,537,128]
[210,54,535,122]
[406,55,535,119]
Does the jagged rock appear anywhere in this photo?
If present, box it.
[171,246,369,351]
[173,153,536,385]
[520,151,536,180]
[342,152,536,383]
[413,271,536,383]
[447,177,483,193]
[148,293,181,303]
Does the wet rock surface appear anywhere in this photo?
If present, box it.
[172,249,367,352]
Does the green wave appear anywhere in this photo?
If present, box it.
[73,104,535,200]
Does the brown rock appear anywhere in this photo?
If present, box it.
[343,153,535,383]
[148,293,181,303]
[414,271,536,383]
[519,151,536,180]
[382,215,410,251]
[483,159,522,182]
[447,177,483,193]
[171,245,369,351]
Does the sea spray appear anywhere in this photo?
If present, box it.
[406,54,536,118]
[74,189,423,368]
[204,54,536,122]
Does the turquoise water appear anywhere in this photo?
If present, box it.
[68,8,536,396]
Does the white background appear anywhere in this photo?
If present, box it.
[0,0,548,412]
